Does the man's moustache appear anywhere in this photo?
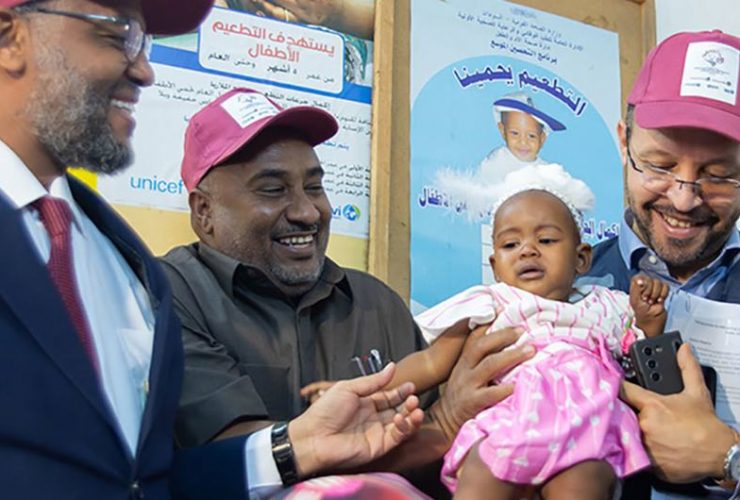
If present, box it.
[647,202,717,225]
[273,224,321,236]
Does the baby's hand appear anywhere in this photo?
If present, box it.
[629,274,669,337]
[300,380,336,405]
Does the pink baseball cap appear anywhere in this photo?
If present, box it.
[628,30,740,142]
[181,88,339,191]
[0,0,214,35]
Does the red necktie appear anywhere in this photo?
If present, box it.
[34,196,99,373]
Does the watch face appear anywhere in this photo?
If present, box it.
[732,454,740,481]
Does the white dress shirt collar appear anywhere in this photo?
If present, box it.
[0,139,85,235]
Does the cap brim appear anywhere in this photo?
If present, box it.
[634,100,740,142]
[494,98,566,132]
[213,106,339,167]
[143,0,213,35]
[0,1,27,8]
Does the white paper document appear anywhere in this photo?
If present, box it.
[666,291,740,425]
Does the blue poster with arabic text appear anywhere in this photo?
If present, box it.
[410,0,622,312]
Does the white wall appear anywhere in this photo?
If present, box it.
[655,0,740,41]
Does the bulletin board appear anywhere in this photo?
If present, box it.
[368,0,657,301]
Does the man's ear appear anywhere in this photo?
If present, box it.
[617,120,628,167]
[189,188,214,237]
[575,242,592,275]
[0,9,29,75]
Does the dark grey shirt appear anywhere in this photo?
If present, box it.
[160,242,429,448]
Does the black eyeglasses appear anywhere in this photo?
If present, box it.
[20,6,152,63]
[626,146,740,202]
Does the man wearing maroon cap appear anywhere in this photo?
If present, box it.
[161,87,533,498]
[0,2,428,499]
[584,30,740,498]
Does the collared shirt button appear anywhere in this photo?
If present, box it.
[130,480,142,499]
[648,255,658,264]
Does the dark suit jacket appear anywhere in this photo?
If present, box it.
[0,176,246,500]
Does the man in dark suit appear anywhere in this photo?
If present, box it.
[0,1,425,499]
[0,0,214,498]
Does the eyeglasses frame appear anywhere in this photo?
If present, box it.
[15,5,152,63]
[623,122,740,201]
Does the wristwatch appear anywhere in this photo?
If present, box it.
[723,442,740,482]
[271,421,300,486]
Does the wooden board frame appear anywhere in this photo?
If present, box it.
[369,0,656,301]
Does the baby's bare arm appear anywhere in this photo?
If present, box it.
[387,319,471,393]
[629,274,669,337]
[301,320,472,404]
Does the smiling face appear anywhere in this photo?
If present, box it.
[191,128,332,297]
[490,190,592,301]
[22,0,154,174]
[498,111,546,162]
[621,118,740,280]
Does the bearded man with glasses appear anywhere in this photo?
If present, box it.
[0,0,214,498]
[583,30,740,500]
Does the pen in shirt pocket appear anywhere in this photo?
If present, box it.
[350,355,367,376]
[368,349,383,373]
[350,349,386,376]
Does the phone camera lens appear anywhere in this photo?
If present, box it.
[643,346,653,356]
[647,359,657,369]
[651,372,661,382]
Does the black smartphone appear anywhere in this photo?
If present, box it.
[701,364,718,406]
[629,331,718,404]
[629,331,684,395]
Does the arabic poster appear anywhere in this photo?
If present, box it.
[98,4,374,242]
[410,0,622,313]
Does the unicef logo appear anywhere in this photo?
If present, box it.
[342,204,361,222]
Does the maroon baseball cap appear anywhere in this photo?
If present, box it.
[0,0,214,35]
[628,30,740,142]
[181,88,339,191]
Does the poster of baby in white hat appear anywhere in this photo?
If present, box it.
[410,0,623,313]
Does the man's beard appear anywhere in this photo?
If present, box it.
[628,192,731,269]
[25,43,132,174]
[269,253,326,288]
[267,223,327,291]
